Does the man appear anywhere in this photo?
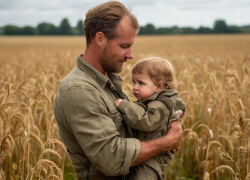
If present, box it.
[54,1,183,180]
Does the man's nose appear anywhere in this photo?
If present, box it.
[125,48,134,59]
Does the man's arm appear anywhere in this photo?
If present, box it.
[132,120,183,166]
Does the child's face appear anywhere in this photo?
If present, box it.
[132,73,162,101]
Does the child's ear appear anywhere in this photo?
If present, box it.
[156,82,164,92]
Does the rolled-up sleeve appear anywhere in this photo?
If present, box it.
[117,100,170,132]
[61,85,141,175]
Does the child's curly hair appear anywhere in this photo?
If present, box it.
[132,57,176,89]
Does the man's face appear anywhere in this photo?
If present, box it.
[100,16,138,73]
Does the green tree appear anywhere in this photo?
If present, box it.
[22,26,36,35]
[144,24,155,34]
[156,27,171,34]
[3,25,22,35]
[37,23,47,34]
[76,20,84,35]
[138,26,146,35]
[138,24,156,35]
[170,26,179,34]
[213,20,229,33]
[228,26,242,33]
[241,25,250,33]
[0,27,3,35]
[59,18,72,35]
[37,23,59,35]
[180,27,196,34]
[196,26,212,34]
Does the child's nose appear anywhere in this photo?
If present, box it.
[133,84,138,90]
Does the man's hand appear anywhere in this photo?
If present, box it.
[115,99,122,107]
[168,111,183,151]
[165,120,183,150]
[132,120,183,166]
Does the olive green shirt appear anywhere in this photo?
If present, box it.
[53,54,141,176]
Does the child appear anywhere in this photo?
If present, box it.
[115,57,186,180]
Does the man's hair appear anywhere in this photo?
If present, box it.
[84,1,139,45]
[132,57,176,89]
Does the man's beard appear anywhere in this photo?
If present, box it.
[100,45,125,73]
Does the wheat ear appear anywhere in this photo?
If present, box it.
[202,172,210,180]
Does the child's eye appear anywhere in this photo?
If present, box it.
[132,80,135,84]
[139,82,144,85]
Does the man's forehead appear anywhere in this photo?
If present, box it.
[116,16,138,39]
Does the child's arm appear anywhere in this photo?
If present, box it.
[115,99,171,132]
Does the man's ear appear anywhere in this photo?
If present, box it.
[95,32,107,47]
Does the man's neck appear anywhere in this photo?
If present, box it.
[82,46,108,77]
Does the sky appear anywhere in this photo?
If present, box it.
[0,0,249,28]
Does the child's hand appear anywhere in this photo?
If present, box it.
[175,110,183,120]
[115,99,122,107]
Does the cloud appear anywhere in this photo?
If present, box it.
[0,0,249,27]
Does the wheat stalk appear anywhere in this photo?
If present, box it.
[39,149,62,160]
[212,165,236,178]
[191,120,201,129]
[6,112,25,129]
[224,70,241,87]
[197,124,211,139]
[246,172,250,180]
[0,102,18,111]
[186,131,199,148]
[26,159,63,180]
[38,159,63,179]
[206,141,224,160]
[218,135,234,156]
[44,175,61,180]
[0,135,15,156]
[44,139,67,152]
[16,80,29,93]
[202,172,210,180]
[218,147,241,179]
[23,133,44,152]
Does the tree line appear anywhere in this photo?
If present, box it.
[140,20,250,34]
[1,18,83,35]
[1,18,250,35]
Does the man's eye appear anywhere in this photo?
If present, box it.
[121,45,130,48]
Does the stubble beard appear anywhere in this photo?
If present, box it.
[100,44,125,74]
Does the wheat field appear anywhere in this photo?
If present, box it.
[0,35,250,180]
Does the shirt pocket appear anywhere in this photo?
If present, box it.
[109,109,123,122]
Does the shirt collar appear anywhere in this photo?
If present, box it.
[76,54,123,90]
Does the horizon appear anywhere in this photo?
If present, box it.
[0,18,249,29]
